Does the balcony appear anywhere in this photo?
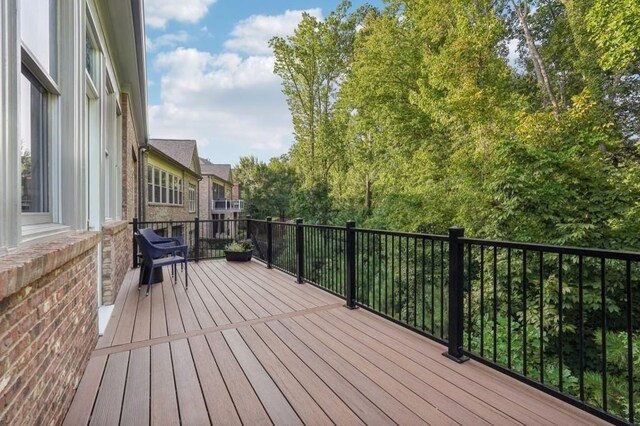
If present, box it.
[64,259,605,425]
[212,199,244,213]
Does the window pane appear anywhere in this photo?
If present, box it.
[86,31,98,83]
[169,175,174,204]
[161,171,167,203]
[154,168,160,203]
[20,72,49,213]
[21,0,57,78]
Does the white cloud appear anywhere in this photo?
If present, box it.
[149,48,293,161]
[224,9,323,55]
[145,0,216,29]
[146,31,190,52]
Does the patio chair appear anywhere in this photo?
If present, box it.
[135,231,188,296]
[139,228,185,273]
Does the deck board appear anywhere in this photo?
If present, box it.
[65,260,610,425]
[150,343,180,426]
[120,347,150,425]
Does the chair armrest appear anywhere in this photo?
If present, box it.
[148,241,186,258]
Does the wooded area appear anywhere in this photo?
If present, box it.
[231,0,640,421]
[235,0,639,250]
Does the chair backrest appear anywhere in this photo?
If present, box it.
[140,227,168,243]
[135,232,167,264]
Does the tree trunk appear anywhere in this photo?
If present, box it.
[513,0,560,118]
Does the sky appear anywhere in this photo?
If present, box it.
[145,0,384,166]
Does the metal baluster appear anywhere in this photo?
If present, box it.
[578,255,584,398]
[493,246,498,363]
[600,257,606,410]
[559,253,564,393]
[523,250,528,376]
[480,245,485,357]
[540,251,545,384]
[626,260,634,424]
[507,248,512,369]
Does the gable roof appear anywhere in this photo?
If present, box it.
[199,158,232,183]
[149,139,201,177]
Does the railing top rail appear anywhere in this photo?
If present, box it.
[271,221,297,227]
[460,237,640,261]
[302,224,345,231]
[354,227,448,241]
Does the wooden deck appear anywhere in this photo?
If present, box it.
[65,260,607,425]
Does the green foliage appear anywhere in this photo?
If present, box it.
[225,240,253,252]
[586,0,640,71]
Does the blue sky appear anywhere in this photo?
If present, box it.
[145,0,383,165]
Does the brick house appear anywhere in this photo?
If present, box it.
[198,159,244,237]
[142,139,202,239]
[0,0,147,423]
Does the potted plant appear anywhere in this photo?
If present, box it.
[224,239,253,262]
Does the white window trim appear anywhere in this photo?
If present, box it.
[146,164,185,207]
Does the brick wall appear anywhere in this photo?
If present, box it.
[101,220,130,305]
[0,233,100,425]
[199,177,211,221]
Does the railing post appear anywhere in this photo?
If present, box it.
[296,218,304,284]
[246,215,252,241]
[443,227,469,363]
[345,220,357,309]
[194,217,200,263]
[266,216,273,269]
[132,217,139,268]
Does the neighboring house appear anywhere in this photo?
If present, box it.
[0,0,147,423]
[199,158,244,236]
[143,139,202,240]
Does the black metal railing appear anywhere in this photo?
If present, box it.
[131,216,639,424]
[353,227,450,344]
[132,218,247,264]
[303,224,347,297]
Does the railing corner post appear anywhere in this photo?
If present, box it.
[345,220,357,309]
[295,218,304,284]
[132,217,139,269]
[443,226,469,363]
[266,217,273,269]
[194,217,200,263]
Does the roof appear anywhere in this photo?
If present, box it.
[148,139,201,177]
[199,158,232,183]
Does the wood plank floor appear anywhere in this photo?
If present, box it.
[65,260,608,425]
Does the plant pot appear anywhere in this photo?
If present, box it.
[224,249,253,262]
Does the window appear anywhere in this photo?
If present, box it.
[188,184,196,213]
[19,0,58,228]
[212,182,226,200]
[21,0,57,78]
[172,225,183,239]
[20,70,49,214]
[146,165,184,206]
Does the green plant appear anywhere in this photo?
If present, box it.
[225,240,253,252]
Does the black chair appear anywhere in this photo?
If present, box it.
[139,228,185,274]
[135,231,188,296]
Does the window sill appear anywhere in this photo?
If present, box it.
[147,203,184,207]
[21,223,72,244]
